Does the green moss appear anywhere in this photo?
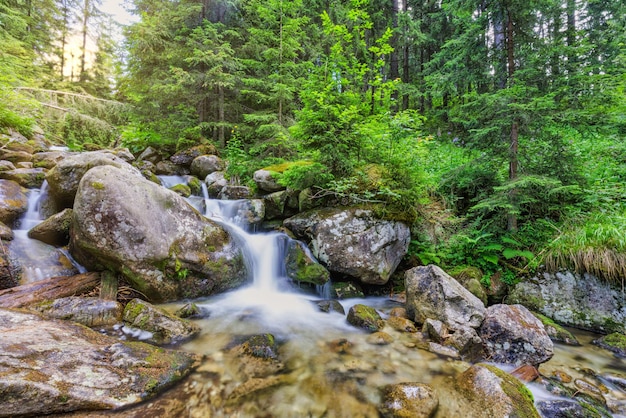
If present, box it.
[91,181,105,190]
[483,364,539,418]
[263,160,313,173]
[600,332,626,349]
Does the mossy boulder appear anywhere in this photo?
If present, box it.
[0,167,46,188]
[27,208,73,246]
[71,165,247,302]
[332,281,365,299]
[456,363,540,418]
[347,303,385,332]
[253,169,285,192]
[531,311,580,346]
[45,150,143,209]
[32,296,123,327]
[123,298,200,345]
[379,382,438,418]
[284,239,330,285]
[0,307,200,417]
[285,207,410,285]
[168,183,191,197]
[191,155,224,179]
[170,144,217,167]
[593,333,626,357]
[227,334,285,380]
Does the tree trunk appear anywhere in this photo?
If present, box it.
[79,0,90,82]
[218,84,225,148]
[506,9,518,232]
[0,272,101,309]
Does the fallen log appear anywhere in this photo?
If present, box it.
[0,272,100,309]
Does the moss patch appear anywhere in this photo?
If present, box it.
[593,332,626,357]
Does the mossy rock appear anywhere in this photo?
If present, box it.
[168,183,191,197]
[332,281,365,299]
[284,240,330,286]
[593,332,626,357]
[531,311,580,346]
[347,304,384,333]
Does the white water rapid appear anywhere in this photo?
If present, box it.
[8,182,85,283]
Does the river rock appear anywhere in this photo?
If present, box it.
[456,363,540,418]
[253,169,285,192]
[32,150,67,169]
[123,298,200,345]
[387,316,418,333]
[593,333,626,357]
[32,296,123,327]
[0,149,32,164]
[0,179,28,226]
[0,307,200,417]
[218,185,251,200]
[284,208,410,285]
[170,144,217,167]
[0,167,46,188]
[380,382,438,418]
[137,146,161,164]
[0,253,18,290]
[70,165,246,302]
[405,265,486,329]
[27,208,72,246]
[0,160,16,171]
[205,171,228,196]
[509,270,626,334]
[45,150,143,209]
[316,299,345,314]
[346,304,385,332]
[263,190,291,219]
[285,239,330,285]
[155,159,187,175]
[191,155,224,178]
[227,334,285,380]
[531,311,580,345]
[0,221,13,240]
[479,304,553,366]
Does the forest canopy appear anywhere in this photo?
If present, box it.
[1,0,624,286]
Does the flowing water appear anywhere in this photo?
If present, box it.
[8,183,83,283]
[126,178,626,417]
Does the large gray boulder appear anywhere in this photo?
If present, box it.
[70,165,247,302]
[0,308,200,417]
[284,208,410,285]
[509,271,626,334]
[0,179,28,226]
[190,155,224,179]
[479,304,553,366]
[253,169,285,192]
[405,265,486,329]
[45,150,142,209]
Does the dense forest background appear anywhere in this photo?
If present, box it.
[1,0,624,288]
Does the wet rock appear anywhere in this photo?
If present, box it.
[0,252,19,290]
[0,221,13,240]
[218,185,251,200]
[379,382,438,418]
[593,333,626,357]
[347,304,385,333]
[175,302,205,319]
[479,304,553,366]
[535,376,612,417]
[405,265,486,329]
[332,281,365,299]
[45,150,143,209]
[191,155,224,179]
[316,299,345,314]
[388,307,408,318]
[33,296,123,327]
[122,298,200,345]
[169,183,191,197]
[0,179,28,226]
[0,307,200,417]
[27,208,72,246]
[205,171,227,196]
[427,342,460,359]
[285,208,410,285]
[0,167,46,188]
[253,169,285,192]
[445,326,482,360]
[456,363,540,418]
[228,334,284,379]
[170,144,217,167]
[71,165,246,302]
[367,331,394,345]
[531,311,580,345]
[422,318,446,343]
[509,270,626,334]
[263,190,290,219]
[387,316,418,333]
[327,338,353,354]
[285,239,330,285]
[537,400,606,418]
[184,175,202,195]
[510,364,540,383]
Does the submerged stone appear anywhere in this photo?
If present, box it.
[379,382,438,418]
[347,304,385,333]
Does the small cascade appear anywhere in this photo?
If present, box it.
[8,182,84,284]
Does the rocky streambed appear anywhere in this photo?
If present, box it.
[1,134,626,417]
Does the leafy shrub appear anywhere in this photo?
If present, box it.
[63,111,118,150]
[275,162,333,190]
[0,104,33,137]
